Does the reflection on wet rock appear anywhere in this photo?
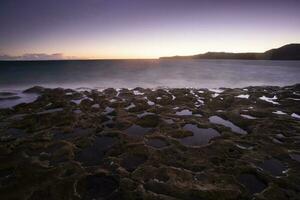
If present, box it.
[124,125,152,137]
[257,158,287,177]
[175,109,192,116]
[209,115,247,135]
[75,136,117,166]
[179,124,220,146]
[145,138,169,149]
[238,173,267,195]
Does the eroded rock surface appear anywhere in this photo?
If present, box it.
[0,84,300,199]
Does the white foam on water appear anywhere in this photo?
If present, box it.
[212,93,220,98]
[291,113,300,119]
[259,95,279,105]
[241,114,257,119]
[144,96,155,106]
[147,100,155,106]
[76,87,92,92]
[209,89,224,93]
[236,94,250,99]
[133,90,144,95]
[273,111,287,115]
[0,91,39,109]
[209,88,223,98]
[125,103,135,110]
[176,109,193,116]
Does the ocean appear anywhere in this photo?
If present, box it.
[0,59,299,90]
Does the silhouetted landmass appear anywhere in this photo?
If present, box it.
[160,44,300,60]
[263,44,300,60]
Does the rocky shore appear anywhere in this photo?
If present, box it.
[0,84,300,200]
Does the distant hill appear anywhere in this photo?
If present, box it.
[263,44,300,60]
[160,44,300,60]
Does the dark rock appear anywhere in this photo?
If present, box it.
[121,154,147,172]
[23,86,45,94]
[77,174,119,199]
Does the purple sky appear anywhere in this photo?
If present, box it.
[0,0,299,59]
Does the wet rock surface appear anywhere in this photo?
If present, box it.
[257,158,287,177]
[145,138,169,149]
[238,173,267,195]
[179,124,220,146]
[75,136,117,166]
[0,84,300,199]
[77,174,119,199]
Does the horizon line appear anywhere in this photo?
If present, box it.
[1,43,299,61]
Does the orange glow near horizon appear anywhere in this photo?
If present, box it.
[9,37,299,60]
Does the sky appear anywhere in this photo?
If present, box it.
[0,0,300,59]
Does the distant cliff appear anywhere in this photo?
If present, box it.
[160,44,300,60]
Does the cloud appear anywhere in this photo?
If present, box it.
[21,53,64,60]
[0,54,15,60]
[0,53,65,60]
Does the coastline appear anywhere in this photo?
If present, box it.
[0,84,300,199]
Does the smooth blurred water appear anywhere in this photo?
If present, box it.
[0,59,299,90]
